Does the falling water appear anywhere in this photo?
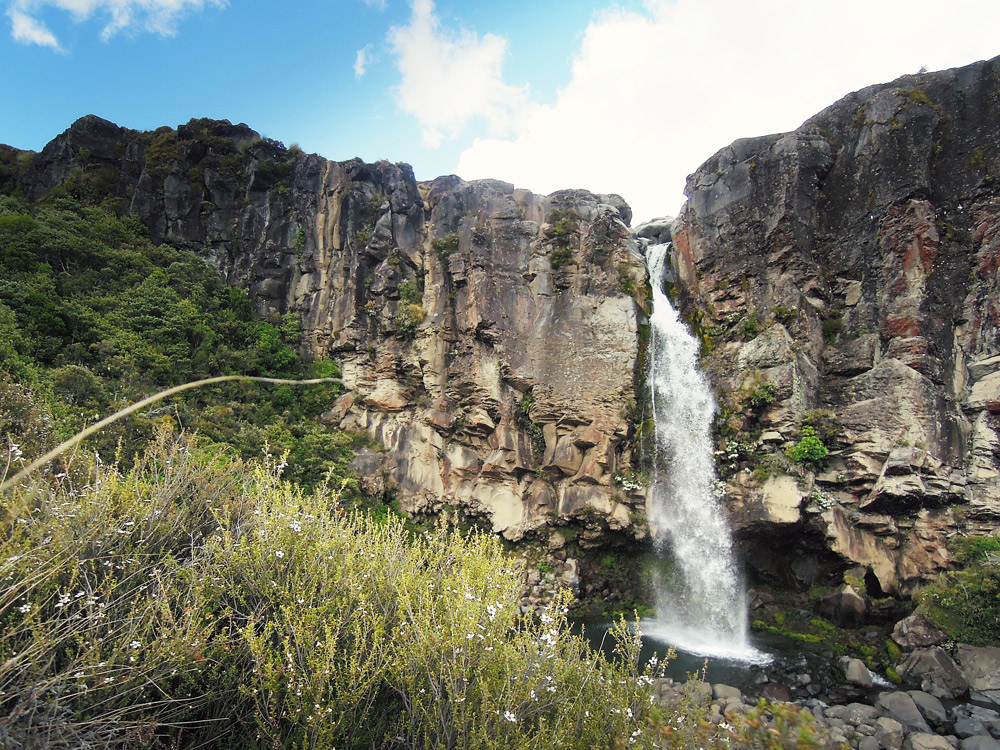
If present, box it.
[642,243,762,661]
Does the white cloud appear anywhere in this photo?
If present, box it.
[360,0,386,9]
[387,0,532,148]
[454,0,1000,223]
[8,7,60,49]
[354,44,371,78]
[7,0,225,48]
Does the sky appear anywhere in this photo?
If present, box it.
[2,1,1000,223]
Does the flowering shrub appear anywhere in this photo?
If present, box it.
[2,433,669,748]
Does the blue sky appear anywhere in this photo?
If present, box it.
[3,0,1000,222]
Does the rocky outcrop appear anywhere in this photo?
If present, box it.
[4,116,648,557]
[667,55,1000,594]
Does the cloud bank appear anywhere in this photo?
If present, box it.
[390,0,1000,222]
[7,0,225,49]
[387,0,533,148]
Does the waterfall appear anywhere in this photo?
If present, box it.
[642,243,762,661]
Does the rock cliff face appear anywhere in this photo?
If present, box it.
[5,117,649,599]
[668,56,1000,595]
[7,54,1000,606]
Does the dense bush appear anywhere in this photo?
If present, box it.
[786,426,829,467]
[0,193,361,490]
[1,435,671,749]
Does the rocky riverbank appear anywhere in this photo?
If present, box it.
[654,678,1000,750]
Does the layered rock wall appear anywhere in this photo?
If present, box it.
[669,57,1000,594]
[9,117,649,557]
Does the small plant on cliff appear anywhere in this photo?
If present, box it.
[772,304,797,325]
[395,302,425,339]
[617,263,637,297]
[741,311,761,340]
[822,310,843,343]
[432,232,459,261]
[515,390,546,460]
[398,278,423,306]
[748,380,778,409]
[786,426,829,468]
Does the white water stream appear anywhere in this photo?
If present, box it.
[643,243,765,662]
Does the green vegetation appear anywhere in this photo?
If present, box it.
[748,381,778,409]
[515,389,546,461]
[0,193,366,492]
[915,535,1000,646]
[822,310,843,343]
[548,209,579,270]
[395,302,426,339]
[549,245,572,270]
[801,409,839,446]
[1,435,676,749]
[771,304,797,325]
[433,232,460,261]
[786,426,829,467]
[617,263,637,297]
[398,277,423,306]
[901,87,934,106]
[741,311,761,340]
[686,307,721,357]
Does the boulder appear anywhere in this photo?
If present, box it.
[876,691,933,734]
[876,716,906,750]
[898,647,970,700]
[841,657,874,688]
[893,614,948,649]
[712,684,742,702]
[818,584,867,626]
[961,737,1000,750]
[904,734,955,750]
[954,646,1000,697]
[907,691,949,729]
[952,705,1000,740]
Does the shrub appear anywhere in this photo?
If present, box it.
[617,263,637,297]
[786,426,828,467]
[822,311,843,343]
[916,565,1000,646]
[398,278,423,306]
[748,380,778,409]
[550,245,572,269]
[741,311,760,340]
[433,232,460,261]
[395,302,425,339]
[802,409,839,445]
[2,435,671,749]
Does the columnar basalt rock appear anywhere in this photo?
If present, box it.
[667,56,1000,594]
[8,116,648,553]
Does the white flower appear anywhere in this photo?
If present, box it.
[18,603,31,614]
[289,520,302,532]
[503,710,516,723]
[274,550,285,558]
[130,640,141,649]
